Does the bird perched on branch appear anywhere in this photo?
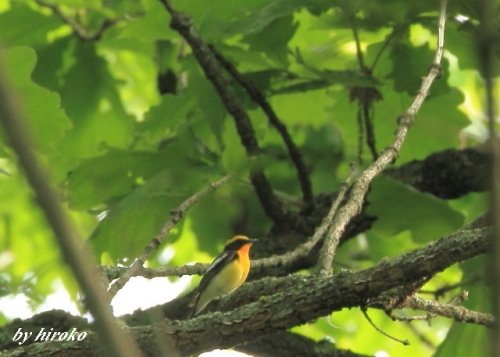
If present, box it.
[192,235,256,316]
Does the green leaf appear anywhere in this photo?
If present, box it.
[32,37,74,92]
[139,93,194,147]
[0,3,61,47]
[389,44,451,96]
[367,176,464,243]
[315,69,381,87]
[45,0,101,9]
[397,88,469,162]
[446,22,500,77]
[244,15,298,67]
[221,119,248,172]
[434,256,491,357]
[106,0,174,47]
[90,170,186,259]
[270,89,332,128]
[58,42,134,159]
[340,0,437,30]
[1,47,72,155]
[65,149,169,210]
[223,0,304,37]
[186,71,227,149]
[173,0,306,41]
[0,173,78,304]
[89,141,219,259]
[435,320,490,357]
[188,195,241,256]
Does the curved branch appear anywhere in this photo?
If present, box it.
[316,0,448,275]
[159,0,288,225]
[210,46,314,208]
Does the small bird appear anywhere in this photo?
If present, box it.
[192,235,256,316]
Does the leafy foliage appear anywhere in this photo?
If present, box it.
[0,0,497,356]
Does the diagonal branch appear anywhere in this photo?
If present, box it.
[210,46,314,208]
[107,174,232,298]
[317,0,449,276]
[0,51,141,357]
[159,0,288,225]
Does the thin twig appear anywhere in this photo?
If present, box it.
[388,311,434,323]
[362,308,410,345]
[315,168,357,272]
[317,0,448,276]
[107,174,232,298]
[35,0,115,41]
[363,103,378,160]
[103,263,208,280]
[254,170,356,271]
[346,7,366,71]
[356,107,364,163]
[419,278,480,298]
[0,50,141,357]
[159,0,288,225]
[369,28,399,71]
[403,321,436,349]
[345,2,380,161]
[210,46,314,208]
[403,295,495,328]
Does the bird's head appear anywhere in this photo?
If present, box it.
[224,235,257,252]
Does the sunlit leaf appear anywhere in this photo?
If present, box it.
[367,176,464,243]
[1,47,72,155]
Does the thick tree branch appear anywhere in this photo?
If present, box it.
[386,148,490,199]
[2,226,490,356]
[0,51,141,357]
[158,0,289,225]
[238,331,371,357]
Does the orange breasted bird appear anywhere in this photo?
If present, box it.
[192,235,256,316]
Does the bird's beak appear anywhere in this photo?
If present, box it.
[248,238,258,244]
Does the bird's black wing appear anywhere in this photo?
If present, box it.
[195,249,237,297]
